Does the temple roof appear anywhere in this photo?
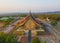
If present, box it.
[16,15,43,30]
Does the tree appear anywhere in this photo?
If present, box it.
[51,20,58,26]
[32,37,41,43]
[0,32,21,43]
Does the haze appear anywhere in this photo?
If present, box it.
[0,0,60,13]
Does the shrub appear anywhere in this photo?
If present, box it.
[32,37,41,43]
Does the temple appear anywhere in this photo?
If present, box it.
[14,11,51,36]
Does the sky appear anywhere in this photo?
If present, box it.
[0,0,60,13]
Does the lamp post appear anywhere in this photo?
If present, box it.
[28,11,32,43]
[28,30,31,43]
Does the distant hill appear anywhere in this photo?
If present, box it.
[43,11,60,14]
[0,13,28,16]
[0,11,60,16]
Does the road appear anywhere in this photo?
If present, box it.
[3,19,20,33]
[37,18,58,35]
